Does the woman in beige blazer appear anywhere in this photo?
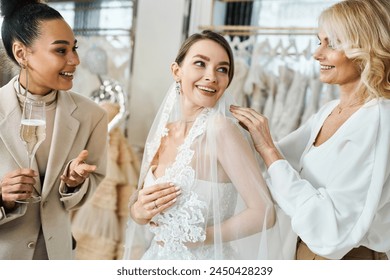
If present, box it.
[0,0,108,259]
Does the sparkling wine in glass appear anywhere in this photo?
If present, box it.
[17,99,46,203]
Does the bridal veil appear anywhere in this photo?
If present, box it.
[123,82,286,260]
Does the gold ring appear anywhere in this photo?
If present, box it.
[154,200,158,209]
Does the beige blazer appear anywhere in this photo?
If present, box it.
[0,76,108,259]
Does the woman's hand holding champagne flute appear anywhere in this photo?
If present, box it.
[16,99,46,203]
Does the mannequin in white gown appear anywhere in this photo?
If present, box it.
[123,31,281,260]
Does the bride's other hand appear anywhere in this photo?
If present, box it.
[130,182,181,225]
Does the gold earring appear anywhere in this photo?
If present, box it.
[18,62,29,96]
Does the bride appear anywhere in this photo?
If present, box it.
[123,30,278,260]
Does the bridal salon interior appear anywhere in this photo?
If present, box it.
[0,0,341,260]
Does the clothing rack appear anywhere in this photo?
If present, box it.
[49,0,133,10]
[199,25,318,36]
[73,28,132,37]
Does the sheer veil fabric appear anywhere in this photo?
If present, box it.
[123,83,285,260]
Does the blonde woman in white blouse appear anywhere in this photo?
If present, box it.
[230,0,390,260]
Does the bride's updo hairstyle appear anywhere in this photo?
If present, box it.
[0,0,63,65]
[174,30,235,87]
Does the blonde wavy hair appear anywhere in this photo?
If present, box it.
[319,0,390,100]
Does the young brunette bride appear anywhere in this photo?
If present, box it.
[123,30,280,260]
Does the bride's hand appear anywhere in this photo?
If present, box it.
[131,182,181,225]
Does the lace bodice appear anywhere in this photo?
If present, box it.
[143,169,237,259]
[141,109,238,259]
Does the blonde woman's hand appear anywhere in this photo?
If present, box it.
[60,150,96,188]
[131,182,181,225]
[230,105,282,166]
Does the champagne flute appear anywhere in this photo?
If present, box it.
[16,99,46,203]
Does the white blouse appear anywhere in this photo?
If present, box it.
[267,98,390,259]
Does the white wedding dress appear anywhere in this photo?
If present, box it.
[123,83,280,260]
[142,169,239,260]
[141,109,239,260]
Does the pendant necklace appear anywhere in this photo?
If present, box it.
[336,100,363,114]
